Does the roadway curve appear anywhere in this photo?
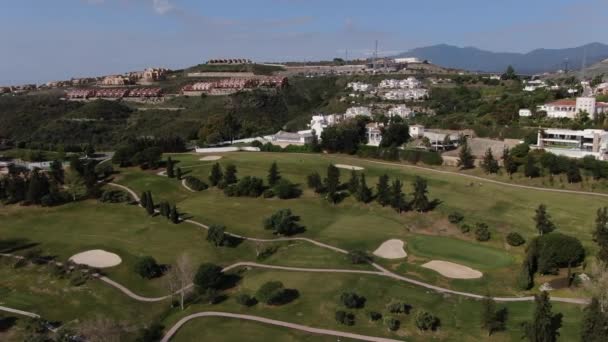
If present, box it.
[160,311,403,342]
[104,182,590,305]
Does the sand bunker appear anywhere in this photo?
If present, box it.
[421,260,482,279]
[335,164,364,171]
[69,250,122,268]
[373,239,407,259]
[200,156,222,161]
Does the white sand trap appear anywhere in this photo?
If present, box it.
[69,250,122,268]
[335,164,364,171]
[200,156,222,161]
[422,260,482,279]
[373,239,407,259]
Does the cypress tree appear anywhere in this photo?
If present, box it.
[140,191,148,208]
[376,174,390,206]
[457,142,475,169]
[524,292,561,342]
[581,298,608,342]
[267,162,281,186]
[170,205,179,224]
[389,179,407,213]
[593,207,608,263]
[145,191,155,216]
[347,170,359,195]
[502,147,517,176]
[534,204,555,236]
[159,201,169,218]
[525,156,540,178]
[357,174,372,203]
[325,164,340,195]
[224,164,238,185]
[481,148,499,174]
[209,163,223,186]
[410,176,430,212]
[176,167,182,180]
[166,157,175,178]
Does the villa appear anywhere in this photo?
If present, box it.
[535,128,608,160]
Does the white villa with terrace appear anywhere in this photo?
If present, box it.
[535,128,608,160]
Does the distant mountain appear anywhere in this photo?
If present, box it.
[394,43,608,74]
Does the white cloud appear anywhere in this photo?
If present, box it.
[152,0,174,15]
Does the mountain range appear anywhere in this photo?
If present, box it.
[395,42,608,75]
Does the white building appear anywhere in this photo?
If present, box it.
[387,105,414,118]
[347,82,372,92]
[379,77,422,90]
[523,79,547,92]
[309,114,343,139]
[538,97,608,119]
[409,125,425,138]
[272,131,314,145]
[519,109,532,117]
[366,122,384,146]
[535,128,608,160]
[383,89,428,101]
[393,57,422,64]
[345,106,372,118]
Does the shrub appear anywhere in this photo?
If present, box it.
[335,310,355,326]
[256,246,278,260]
[262,189,275,198]
[224,176,264,197]
[448,212,464,224]
[69,273,88,286]
[99,190,131,203]
[367,311,382,322]
[415,311,440,331]
[273,179,302,199]
[386,300,412,314]
[263,209,303,236]
[206,224,227,247]
[506,232,525,246]
[256,281,298,305]
[385,317,400,331]
[347,250,372,264]
[475,223,491,241]
[194,263,223,291]
[340,292,366,309]
[528,233,586,274]
[134,256,162,279]
[184,176,208,191]
[459,223,471,234]
[235,294,257,307]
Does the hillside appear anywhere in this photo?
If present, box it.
[396,42,608,74]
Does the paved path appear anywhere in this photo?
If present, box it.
[0,305,40,318]
[181,179,196,193]
[160,311,403,342]
[105,182,590,305]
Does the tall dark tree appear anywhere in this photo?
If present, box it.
[501,65,518,80]
[207,225,227,247]
[502,147,518,176]
[347,170,359,195]
[389,179,407,213]
[581,298,608,342]
[145,191,155,216]
[50,160,64,184]
[376,174,391,206]
[380,122,410,148]
[410,176,430,212]
[523,292,561,342]
[140,191,148,208]
[209,163,223,186]
[534,204,555,236]
[176,167,182,180]
[159,201,170,218]
[166,157,175,178]
[306,172,323,193]
[169,205,179,224]
[481,297,508,336]
[268,162,281,186]
[481,148,499,174]
[566,163,582,183]
[325,164,340,203]
[525,156,540,178]
[593,207,608,263]
[193,263,223,291]
[457,142,475,169]
[224,164,238,186]
[263,209,302,236]
[26,170,50,204]
[357,174,373,203]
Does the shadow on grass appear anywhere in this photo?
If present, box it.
[0,238,39,254]
[0,316,17,332]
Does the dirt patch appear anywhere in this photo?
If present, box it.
[200,156,222,161]
[421,260,482,279]
[335,164,364,171]
[69,250,122,268]
[373,239,407,259]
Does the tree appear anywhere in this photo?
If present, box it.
[145,191,155,216]
[481,297,508,336]
[457,142,475,169]
[415,311,440,331]
[581,298,608,342]
[517,263,534,290]
[390,179,407,213]
[475,223,491,241]
[325,164,340,203]
[255,281,297,305]
[340,292,366,309]
[64,171,87,201]
[347,170,359,195]
[273,179,301,199]
[176,167,182,180]
[523,292,561,342]
[169,205,179,224]
[335,310,355,326]
[25,170,50,204]
[264,209,302,236]
[159,201,170,218]
[534,204,555,236]
[223,164,238,186]
[410,176,430,212]
[506,232,526,246]
[501,65,518,80]
[593,207,608,263]
[209,163,223,186]
[380,122,410,148]
[566,163,582,183]
[525,156,540,178]
[306,172,323,193]
[166,157,175,178]
[140,191,148,208]
[50,160,64,184]
[134,256,161,279]
[207,224,227,247]
[357,174,373,203]
[166,253,195,311]
[502,147,518,176]
[481,148,499,174]
[267,162,281,186]
[193,263,223,291]
[385,317,400,331]
[376,174,391,206]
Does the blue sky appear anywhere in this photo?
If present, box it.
[1,0,607,84]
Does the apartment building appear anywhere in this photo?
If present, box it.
[387,105,413,118]
[379,77,422,89]
[538,97,608,119]
[382,89,428,101]
[345,106,372,118]
[347,82,372,92]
